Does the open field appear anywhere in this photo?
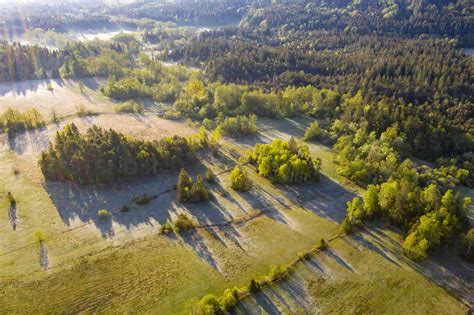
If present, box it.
[0,78,116,120]
[0,113,471,313]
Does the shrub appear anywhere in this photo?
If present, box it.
[133,194,151,205]
[116,101,143,114]
[174,213,194,234]
[120,204,130,212]
[34,230,46,243]
[161,220,173,235]
[98,209,111,218]
[190,175,210,203]
[267,265,288,282]
[220,288,239,311]
[316,238,327,250]
[13,168,20,175]
[205,168,215,183]
[230,166,251,192]
[248,278,260,294]
[340,218,353,234]
[303,121,321,141]
[195,294,223,315]
[46,83,53,91]
[76,104,97,117]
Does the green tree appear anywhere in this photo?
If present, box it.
[230,166,251,192]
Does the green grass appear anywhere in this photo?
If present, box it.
[0,117,468,313]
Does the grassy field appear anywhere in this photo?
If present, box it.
[0,109,470,313]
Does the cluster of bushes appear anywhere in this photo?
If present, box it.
[218,114,257,138]
[39,123,195,184]
[161,213,195,235]
[0,107,45,136]
[247,138,321,184]
[115,101,144,114]
[176,169,210,203]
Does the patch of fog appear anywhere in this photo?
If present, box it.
[74,30,134,42]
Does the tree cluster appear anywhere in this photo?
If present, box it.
[247,138,321,184]
[39,124,195,184]
[0,107,45,136]
[176,168,210,203]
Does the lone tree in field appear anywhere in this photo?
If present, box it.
[230,166,251,192]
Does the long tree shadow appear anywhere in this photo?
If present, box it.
[413,246,474,304]
[180,229,221,272]
[322,248,357,273]
[350,232,402,267]
[282,174,357,224]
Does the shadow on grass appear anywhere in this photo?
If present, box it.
[283,174,357,224]
[0,78,65,97]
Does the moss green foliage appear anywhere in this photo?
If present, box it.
[34,230,46,243]
[177,169,210,203]
[218,114,257,137]
[173,213,194,234]
[120,204,130,212]
[115,100,143,113]
[76,104,97,117]
[205,168,215,183]
[133,194,151,205]
[187,127,209,151]
[0,107,45,136]
[194,264,289,313]
[160,220,173,235]
[39,123,194,184]
[230,166,251,192]
[98,209,111,218]
[303,121,322,141]
[457,229,474,262]
[248,138,321,184]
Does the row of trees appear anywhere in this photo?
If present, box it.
[170,79,342,121]
[0,107,45,136]
[39,124,195,184]
[247,138,321,184]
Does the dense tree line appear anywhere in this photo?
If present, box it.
[39,124,195,184]
[0,41,60,82]
[247,138,321,184]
